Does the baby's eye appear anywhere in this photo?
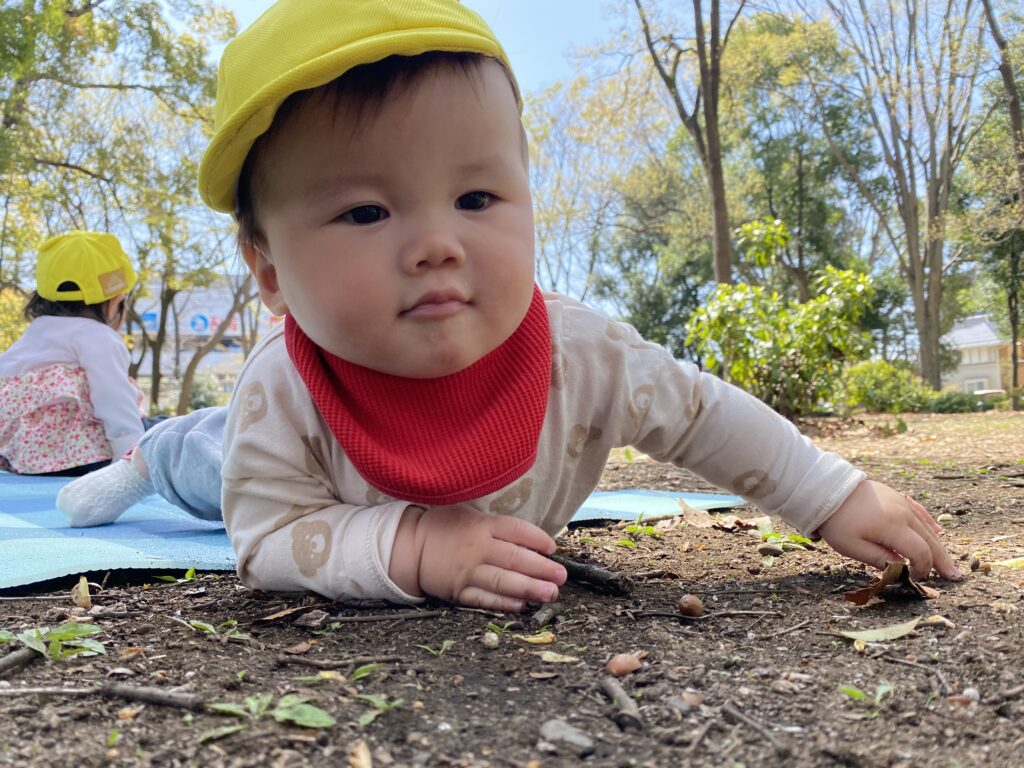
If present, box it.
[456,191,493,211]
[340,205,388,225]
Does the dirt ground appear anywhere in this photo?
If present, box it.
[1,411,1022,768]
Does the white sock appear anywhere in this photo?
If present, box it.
[57,459,155,527]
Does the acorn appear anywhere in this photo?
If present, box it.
[677,594,705,617]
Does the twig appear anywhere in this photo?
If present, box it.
[881,654,951,696]
[550,555,633,595]
[0,594,114,602]
[530,602,563,628]
[992,683,1024,704]
[0,648,39,678]
[325,610,444,624]
[275,654,402,670]
[0,684,203,710]
[599,676,642,731]
[686,720,715,755]
[760,619,811,639]
[722,701,790,756]
[631,611,708,622]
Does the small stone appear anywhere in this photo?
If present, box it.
[936,513,955,524]
[757,543,785,557]
[539,719,594,757]
[481,632,500,649]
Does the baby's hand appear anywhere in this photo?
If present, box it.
[400,505,567,612]
[817,480,962,581]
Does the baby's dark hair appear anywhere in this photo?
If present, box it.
[235,51,519,252]
[23,282,109,324]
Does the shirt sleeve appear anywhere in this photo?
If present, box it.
[221,343,421,603]
[74,324,144,457]
[630,345,865,535]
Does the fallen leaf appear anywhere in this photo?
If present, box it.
[315,670,346,683]
[606,652,643,676]
[284,641,313,655]
[71,576,91,610]
[534,651,580,663]
[921,614,956,628]
[348,740,373,768]
[994,557,1024,568]
[843,562,939,605]
[514,631,555,645]
[257,605,323,623]
[835,617,922,642]
[119,647,145,661]
[528,671,560,680]
[117,707,144,720]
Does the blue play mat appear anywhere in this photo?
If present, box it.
[0,473,741,588]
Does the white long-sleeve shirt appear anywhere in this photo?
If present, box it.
[0,316,143,458]
[222,293,864,602]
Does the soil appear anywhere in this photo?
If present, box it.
[1,412,1023,768]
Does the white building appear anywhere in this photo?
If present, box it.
[940,314,1005,393]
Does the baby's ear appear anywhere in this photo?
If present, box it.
[241,240,289,316]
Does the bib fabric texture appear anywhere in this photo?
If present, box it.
[285,286,551,505]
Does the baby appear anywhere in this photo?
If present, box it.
[59,0,960,612]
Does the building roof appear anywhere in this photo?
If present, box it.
[942,314,1005,349]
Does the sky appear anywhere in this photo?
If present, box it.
[220,1,622,94]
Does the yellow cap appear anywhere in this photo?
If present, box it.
[35,231,137,305]
[199,0,518,213]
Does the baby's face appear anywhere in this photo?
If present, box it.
[246,60,536,378]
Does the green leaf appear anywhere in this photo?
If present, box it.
[45,623,102,641]
[184,567,196,580]
[0,631,14,644]
[272,702,336,729]
[245,693,274,718]
[189,620,217,634]
[357,710,381,727]
[350,663,380,681]
[154,575,179,582]
[16,628,48,655]
[838,685,868,701]
[198,724,248,742]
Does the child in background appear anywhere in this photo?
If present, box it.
[58,0,961,611]
[0,231,144,476]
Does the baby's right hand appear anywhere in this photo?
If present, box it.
[409,505,567,612]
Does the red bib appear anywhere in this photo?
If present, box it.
[285,286,551,505]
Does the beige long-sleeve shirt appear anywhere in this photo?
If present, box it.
[222,292,864,602]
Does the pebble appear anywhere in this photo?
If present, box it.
[539,719,595,757]
[757,543,785,557]
[936,513,955,524]
[481,632,500,649]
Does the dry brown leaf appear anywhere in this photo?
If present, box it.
[257,604,324,623]
[119,647,146,661]
[843,562,939,605]
[347,739,373,768]
[71,575,91,610]
[283,641,313,655]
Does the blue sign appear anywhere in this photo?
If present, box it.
[190,314,210,333]
[141,312,158,333]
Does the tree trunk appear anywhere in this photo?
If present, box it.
[634,0,740,284]
[175,276,256,415]
[981,0,1024,410]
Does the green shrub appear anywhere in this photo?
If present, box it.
[926,390,994,413]
[843,360,930,413]
[686,267,874,419]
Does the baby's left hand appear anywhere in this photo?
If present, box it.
[817,480,962,581]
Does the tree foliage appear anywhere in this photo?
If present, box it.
[687,267,874,417]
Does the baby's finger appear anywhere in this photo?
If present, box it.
[456,586,526,613]
[832,538,902,573]
[489,514,557,554]
[488,539,567,586]
[904,514,962,580]
[468,563,561,605]
[880,526,934,581]
[906,496,941,533]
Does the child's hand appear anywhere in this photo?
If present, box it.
[395,505,567,612]
[817,480,962,581]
